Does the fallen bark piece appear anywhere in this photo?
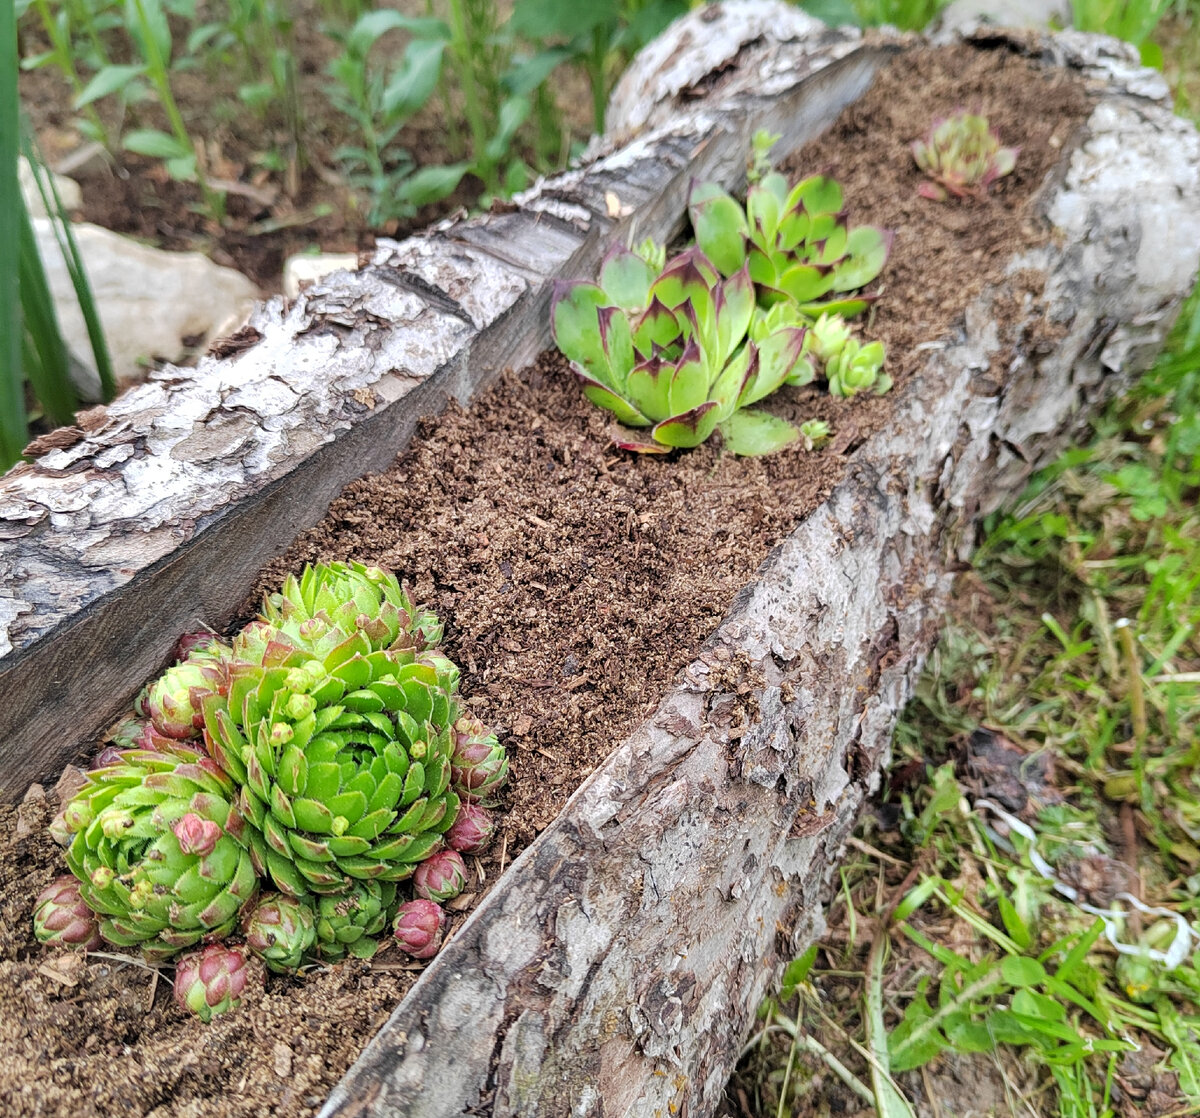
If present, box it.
[317,22,1200,1118]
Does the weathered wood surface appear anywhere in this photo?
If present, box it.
[0,10,883,801]
[317,19,1200,1118]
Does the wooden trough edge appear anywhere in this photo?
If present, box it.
[0,23,882,801]
[315,23,1200,1118]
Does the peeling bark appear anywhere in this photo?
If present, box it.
[0,33,887,801]
[315,23,1200,1118]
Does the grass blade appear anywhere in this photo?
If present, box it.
[1,0,27,468]
[21,127,114,400]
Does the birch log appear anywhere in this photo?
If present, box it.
[315,17,1200,1118]
[0,11,880,801]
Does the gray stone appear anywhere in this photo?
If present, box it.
[19,157,82,218]
[938,0,1071,32]
[33,220,259,398]
[282,252,360,299]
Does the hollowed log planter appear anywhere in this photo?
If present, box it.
[3,9,1199,1117]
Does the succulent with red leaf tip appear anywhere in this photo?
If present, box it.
[174,943,263,1022]
[32,876,102,951]
[911,110,1019,201]
[392,899,446,959]
[146,646,229,740]
[450,716,509,803]
[445,803,495,854]
[413,849,468,903]
[242,893,317,972]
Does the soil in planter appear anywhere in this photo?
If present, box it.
[0,43,1090,1118]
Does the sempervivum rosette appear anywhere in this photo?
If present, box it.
[204,624,464,898]
[311,879,396,960]
[60,745,259,961]
[241,893,317,973]
[261,561,443,656]
[174,942,263,1022]
[143,638,231,741]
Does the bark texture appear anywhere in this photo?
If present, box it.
[316,20,1200,1118]
[0,25,884,800]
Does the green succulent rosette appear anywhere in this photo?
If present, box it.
[261,561,443,655]
[204,626,461,898]
[311,879,396,961]
[61,745,259,962]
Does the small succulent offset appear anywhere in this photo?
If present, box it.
[689,168,891,320]
[393,899,446,960]
[911,110,1019,201]
[413,849,468,903]
[241,893,318,973]
[32,876,102,951]
[552,246,814,456]
[174,943,263,1022]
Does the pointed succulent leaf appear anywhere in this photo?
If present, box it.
[778,263,832,305]
[740,327,808,407]
[667,339,710,417]
[625,354,675,424]
[550,281,610,381]
[719,409,801,456]
[830,227,891,292]
[688,181,748,277]
[716,265,755,360]
[597,306,635,386]
[650,401,720,449]
[788,174,842,217]
[631,297,682,358]
[599,245,656,311]
[747,182,782,248]
[574,368,653,427]
[709,345,756,421]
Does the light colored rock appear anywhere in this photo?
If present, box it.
[19,157,82,217]
[33,220,259,399]
[938,0,1070,31]
[282,252,360,299]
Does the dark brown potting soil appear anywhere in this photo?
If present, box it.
[0,44,1090,1118]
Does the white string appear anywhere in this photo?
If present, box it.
[974,798,1198,971]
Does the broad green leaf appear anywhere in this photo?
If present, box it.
[831,226,891,292]
[600,246,657,312]
[747,244,778,288]
[348,10,448,56]
[689,189,748,277]
[651,401,720,448]
[1001,955,1047,988]
[396,163,467,207]
[509,0,619,39]
[502,46,573,96]
[75,64,146,108]
[383,38,446,120]
[718,408,799,456]
[123,128,191,160]
[814,223,848,264]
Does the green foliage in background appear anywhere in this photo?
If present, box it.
[4,2,112,470]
